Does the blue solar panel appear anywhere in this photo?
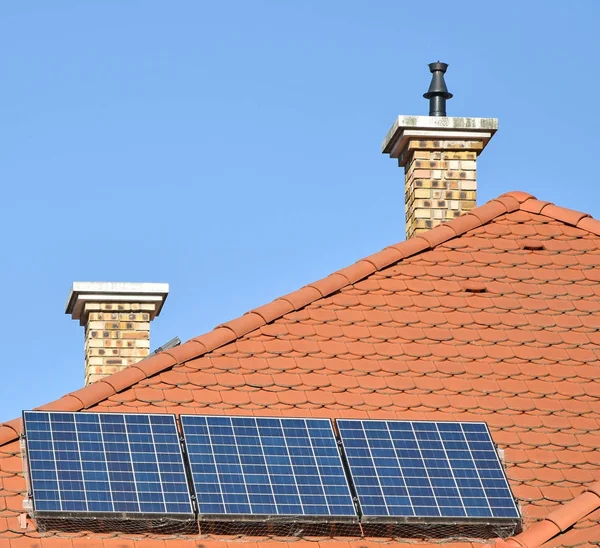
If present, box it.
[23,411,194,517]
[180,415,357,519]
[337,420,519,521]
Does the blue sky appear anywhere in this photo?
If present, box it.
[0,1,598,420]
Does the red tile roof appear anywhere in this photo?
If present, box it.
[1,191,600,547]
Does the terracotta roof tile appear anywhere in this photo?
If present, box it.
[3,191,600,545]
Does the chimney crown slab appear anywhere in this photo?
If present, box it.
[66,282,169,326]
[382,116,498,164]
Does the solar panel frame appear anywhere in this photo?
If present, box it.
[180,415,358,522]
[336,419,520,524]
[23,411,195,520]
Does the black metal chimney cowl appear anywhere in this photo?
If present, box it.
[423,62,453,117]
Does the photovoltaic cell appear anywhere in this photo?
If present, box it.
[181,415,357,519]
[23,411,194,517]
[337,420,519,521]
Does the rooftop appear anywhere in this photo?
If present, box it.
[1,192,599,547]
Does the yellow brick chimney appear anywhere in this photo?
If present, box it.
[65,282,169,385]
[382,63,497,239]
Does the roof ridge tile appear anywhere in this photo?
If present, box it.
[361,247,405,270]
[216,313,265,340]
[0,423,19,445]
[545,490,600,532]
[307,273,352,298]
[135,352,178,378]
[586,482,600,499]
[38,395,82,412]
[102,366,147,393]
[418,224,457,248]
[485,480,600,548]
[470,200,510,225]
[68,381,116,409]
[334,260,378,285]
[279,286,323,310]
[520,199,552,215]
[500,191,537,203]
[538,204,590,226]
[162,339,210,364]
[444,213,483,237]
[512,520,561,548]
[190,327,237,353]
[494,195,521,212]
[387,236,431,256]
[251,299,296,324]
[576,216,600,236]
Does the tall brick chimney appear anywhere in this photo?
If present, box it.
[382,63,497,239]
[65,282,169,385]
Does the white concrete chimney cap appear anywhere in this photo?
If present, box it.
[65,282,169,323]
[381,115,498,159]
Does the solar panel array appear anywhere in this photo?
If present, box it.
[180,415,356,519]
[23,411,193,517]
[23,411,519,526]
[337,420,519,520]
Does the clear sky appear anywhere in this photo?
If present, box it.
[1,1,598,420]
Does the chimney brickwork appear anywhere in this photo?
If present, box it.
[66,282,169,386]
[382,116,497,239]
[83,302,153,385]
[404,139,479,236]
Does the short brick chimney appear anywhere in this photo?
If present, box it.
[382,63,497,239]
[66,282,169,385]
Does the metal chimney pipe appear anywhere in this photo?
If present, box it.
[423,62,453,117]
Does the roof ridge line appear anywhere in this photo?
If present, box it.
[482,480,600,548]
[3,189,598,446]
